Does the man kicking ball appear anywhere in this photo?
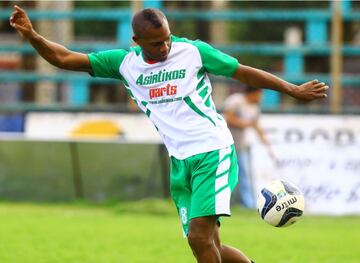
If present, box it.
[10,6,328,263]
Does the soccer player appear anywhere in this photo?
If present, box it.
[10,6,328,263]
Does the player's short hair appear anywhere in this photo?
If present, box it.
[132,8,167,37]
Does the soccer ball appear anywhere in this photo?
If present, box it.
[256,180,305,227]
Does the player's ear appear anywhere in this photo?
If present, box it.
[132,35,139,44]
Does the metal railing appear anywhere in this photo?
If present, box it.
[0,5,359,112]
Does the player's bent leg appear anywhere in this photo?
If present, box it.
[188,216,221,263]
[213,224,253,263]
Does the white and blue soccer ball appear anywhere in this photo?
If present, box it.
[256,180,305,227]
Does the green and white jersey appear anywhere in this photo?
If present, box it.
[88,35,238,159]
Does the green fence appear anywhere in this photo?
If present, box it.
[0,4,359,112]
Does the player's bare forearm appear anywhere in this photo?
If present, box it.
[232,65,295,94]
[10,5,92,73]
[232,64,329,101]
[28,32,91,72]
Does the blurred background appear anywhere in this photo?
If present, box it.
[0,0,359,215]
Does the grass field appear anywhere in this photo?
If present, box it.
[0,199,359,263]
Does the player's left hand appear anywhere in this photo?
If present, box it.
[290,80,329,101]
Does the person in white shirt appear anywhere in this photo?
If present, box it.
[224,86,275,209]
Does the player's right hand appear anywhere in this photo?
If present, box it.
[10,5,34,39]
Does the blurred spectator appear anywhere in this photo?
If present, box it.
[224,86,276,208]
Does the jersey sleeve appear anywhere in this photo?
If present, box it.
[193,40,238,77]
[88,49,128,79]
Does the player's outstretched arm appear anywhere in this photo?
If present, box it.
[10,5,92,73]
[232,64,329,101]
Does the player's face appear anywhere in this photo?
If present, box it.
[133,21,171,62]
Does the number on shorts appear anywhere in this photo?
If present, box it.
[180,207,187,224]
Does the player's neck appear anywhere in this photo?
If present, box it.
[141,52,158,64]
[145,58,158,64]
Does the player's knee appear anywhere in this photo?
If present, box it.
[187,231,212,252]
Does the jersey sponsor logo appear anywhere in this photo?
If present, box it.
[136,69,186,86]
[149,83,177,99]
